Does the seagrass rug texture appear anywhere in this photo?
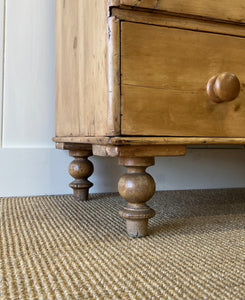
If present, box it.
[1,189,245,300]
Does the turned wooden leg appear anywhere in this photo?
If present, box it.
[68,149,94,201]
[118,157,156,238]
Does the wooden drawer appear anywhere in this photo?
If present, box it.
[121,22,245,137]
[119,0,245,24]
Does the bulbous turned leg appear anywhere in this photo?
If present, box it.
[118,157,156,238]
[69,149,94,201]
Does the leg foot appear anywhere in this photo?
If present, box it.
[118,157,156,238]
[69,149,94,201]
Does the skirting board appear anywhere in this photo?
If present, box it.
[1,148,245,197]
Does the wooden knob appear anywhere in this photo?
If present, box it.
[207,72,240,103]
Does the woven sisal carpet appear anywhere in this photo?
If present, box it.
[1,189,245,300]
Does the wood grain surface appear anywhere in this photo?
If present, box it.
[53,136,245,146]
[112,8,245,38]
[55,0,120,137]
[92,145,186,157]
[121,22,245,137]
[119,0,245,24]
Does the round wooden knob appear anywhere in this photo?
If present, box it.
[207,72,240,103]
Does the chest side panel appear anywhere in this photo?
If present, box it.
[56,0,116,137]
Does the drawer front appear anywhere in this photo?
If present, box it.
[121,22,245,137]
[120,0,245,24]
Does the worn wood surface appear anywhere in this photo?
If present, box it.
[121,22,245,137]
[54,136,245,146]
[119,0,245,24]
[55,142,92,151]
[93,145,186,157]
[55,0,120,137]
[111,137,245,146]
[112,8,245,38]
[108,0,120,7]
[107,16,121,135]
[53,137,111,145]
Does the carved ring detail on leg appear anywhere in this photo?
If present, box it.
[69,149,94,201]
[118,157,156,238]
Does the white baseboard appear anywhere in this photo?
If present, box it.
[1,148,245,197]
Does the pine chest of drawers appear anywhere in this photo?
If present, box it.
[54,0,245,237]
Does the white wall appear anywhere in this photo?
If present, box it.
[1,0,245,197]
[0,0,4,146]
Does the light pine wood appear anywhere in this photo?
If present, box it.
[119,0,245,23]
[121,22,245,137]
[112,137,245,146]
[69,149,94,201]
[112,8,245,38]
[54,137,245,147]
[92,145,186,157]
[107,16,121,135]
[118,157,156,237]
[108,0,120,6]
[55,0,120,137]
[54,137,111,145]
